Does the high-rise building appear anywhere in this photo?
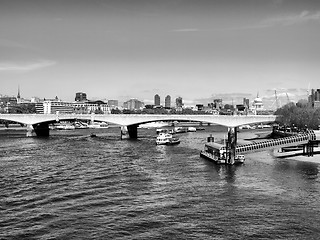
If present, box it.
[175,97,183,109]
[243,98,250,109]
[75,92,87,102]
[165,95,171,108]
[309,89,320,108]
[154,94,160,106]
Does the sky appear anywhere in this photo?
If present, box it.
[1,0,320,108]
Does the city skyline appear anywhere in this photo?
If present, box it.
[1,0,320,106]
[0,85,314,109]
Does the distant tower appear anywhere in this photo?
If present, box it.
[165,95,171,108]
[175,96,183,109]
[17,85,21,103]
[154,94,160,106]
[243,98,249,109]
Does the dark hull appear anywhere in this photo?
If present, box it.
[166,139,180,145]
[200,151,244,165]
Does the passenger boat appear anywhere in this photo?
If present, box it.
[156,133,180,145]
[200,142,245,164]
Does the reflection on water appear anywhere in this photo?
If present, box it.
[1,126,320,239]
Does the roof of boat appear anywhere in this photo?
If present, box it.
[204,142,225,149]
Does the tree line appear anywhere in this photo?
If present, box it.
[275,100,320,130]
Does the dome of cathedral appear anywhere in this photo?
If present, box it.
[254,97,263,104]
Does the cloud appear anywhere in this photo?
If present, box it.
[0,60,56,71]
[262,10,320,26]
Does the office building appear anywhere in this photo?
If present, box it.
[165,95,171,108]
[107,100,118,108]
[36,99,110,114]
[309,89,320,108]
[154,94,160,106]
[175,97,183,109]
[75,92,87,102]
[243,98,250,109]
[123,98,144,110]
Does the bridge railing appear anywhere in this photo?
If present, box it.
[233,131,316,154]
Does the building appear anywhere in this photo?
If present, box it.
[75,92,87,102]
[0,96,18,113]
[123,98,144,111]
[154,94,160,107]
[36,99,111,114]
[252,94,264,114]
[195,104,204,111]
[73,100,110,114]
[213,99,223,109]
[165,95,171,109]
[175,97,183,109]
[36,100,74,114]
[243,98,250,109]
[309,89,320,108]
[107,100,118,109]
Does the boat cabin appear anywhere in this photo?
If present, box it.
[203,142,227,159]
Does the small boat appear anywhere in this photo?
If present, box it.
[156,132,180,145]
[200,142,245,164]
[156,128,176,134]
[174,127,188,133]
[187,127,197,132]
[90,133,97,138]
[88,122,109,129]
[74,121,89,129]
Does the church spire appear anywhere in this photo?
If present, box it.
[17,85,21,101]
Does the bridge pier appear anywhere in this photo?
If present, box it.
[226,127,237,165]
[26,123,50,137]
[120,125,138,139]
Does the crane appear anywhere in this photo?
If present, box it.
[274,90,280,109]
[286,92,290,103]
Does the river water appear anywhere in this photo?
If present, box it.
[1,126,320,239]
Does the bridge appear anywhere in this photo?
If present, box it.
[0,113,277,138]
[233,130,320,157]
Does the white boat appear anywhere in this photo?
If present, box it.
[239,124,253,130]
[55,124,75,130]
[187,127,197,132]
[88,122,109,129]
[156,133,180,145]
[74,121,89,129]
[156,128,175,134]
[174,127,188,133]
[200,142,245,164]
